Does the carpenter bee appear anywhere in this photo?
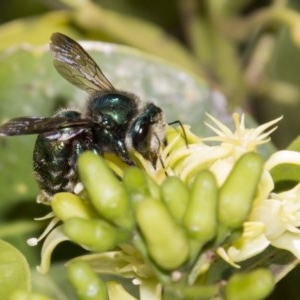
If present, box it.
[0,32,166,202]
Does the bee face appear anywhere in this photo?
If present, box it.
[129,103,165,161]
[0,33,166,202]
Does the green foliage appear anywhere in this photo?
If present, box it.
[0,240,31,299]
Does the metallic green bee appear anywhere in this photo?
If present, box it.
[0,33,166,202]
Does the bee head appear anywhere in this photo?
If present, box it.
[129,103,166,163]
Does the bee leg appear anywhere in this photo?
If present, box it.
[115,140,135,165]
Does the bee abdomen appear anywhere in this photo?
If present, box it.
[33,129,96,202]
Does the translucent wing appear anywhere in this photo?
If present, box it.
[0,117,94,136]
[50,32,115,95]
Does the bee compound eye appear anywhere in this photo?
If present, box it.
[132,118,151,156]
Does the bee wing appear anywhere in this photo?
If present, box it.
[0,117,94,136]
[50,32,115,95]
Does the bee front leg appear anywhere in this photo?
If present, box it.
[115,139,135,166]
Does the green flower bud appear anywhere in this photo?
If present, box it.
[123,167,160,206]
[9,290,54,300]
[67,260,108,300]
[161,176,190,224]
[106,281,137,300]
[63,218,128,252]
[225,269,275,300]
[136,198,189,270]
[218,152,263,229]
[183,170,218,242]
[123,167,149,203]
[51,192,96,221]
[78,152,134,230]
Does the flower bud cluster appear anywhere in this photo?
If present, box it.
[30,113,300,300]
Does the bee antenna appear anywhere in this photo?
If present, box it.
[159,156,169,177]
[168,120,189,148]
[152,132,169,176]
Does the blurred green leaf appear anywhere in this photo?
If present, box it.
[0,0,48,24]
[0,221,40,238]
[0,11,78,51]
[0,239,31,298]
[31,264,76,299]
[208,0,256,16]
[93,0,180,29]
[64,0,199,74]
[287,133,300,152]
[0,3,199,75]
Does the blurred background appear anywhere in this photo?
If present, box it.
[0,0,300,298]
[1,0,300,147]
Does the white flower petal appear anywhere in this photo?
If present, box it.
[227,222,270,262]
[210,158,234,186]
[205,113,234,138]
[36,225,69,275]
[139,279,162,300]
[177,145,231,181]
[107,281,138,300]
[216,247,240,268]
[271,232,300,261]
[203,113,282,152]
[265,150,300,171]
[252,171,274,206]
[251,200,285,239]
